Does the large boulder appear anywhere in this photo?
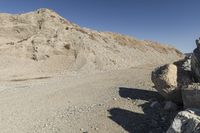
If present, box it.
[151,64,182,103]
[167,108,200,133]
[182,83,200,109]
[191,38,200,82]
[174,57,193,87]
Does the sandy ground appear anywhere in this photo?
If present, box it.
[0,65,179,133]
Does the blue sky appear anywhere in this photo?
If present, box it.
[0,0,199,53]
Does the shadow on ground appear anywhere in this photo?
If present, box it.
[9,76,51,82]
[108,87,179,133]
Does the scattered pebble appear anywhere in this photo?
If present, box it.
[98,103,103,106]
[113,98,117,101]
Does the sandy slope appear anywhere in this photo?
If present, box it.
[0,8,183,76]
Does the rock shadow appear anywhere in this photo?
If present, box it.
[9,76,51,82]
[119,87,163,101]
[108,87,179,133]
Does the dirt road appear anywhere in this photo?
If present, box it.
[0,65,176,133]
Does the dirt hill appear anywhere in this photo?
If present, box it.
[0,8,183,78]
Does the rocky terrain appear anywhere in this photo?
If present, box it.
[152,38,200,133]
[0,8,184,133]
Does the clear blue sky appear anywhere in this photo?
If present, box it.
[0,0,199,53]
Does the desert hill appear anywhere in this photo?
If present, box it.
[0,8,184,133]
[0,8,183,78]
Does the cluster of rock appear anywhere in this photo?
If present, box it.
[167,108,200,133]
[152,38,200,132]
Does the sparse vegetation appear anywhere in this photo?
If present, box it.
[64,44,71,50]
[38,19,44,30]
[50,15,56,18]
[65,27,69,30]
[6,42,14,45]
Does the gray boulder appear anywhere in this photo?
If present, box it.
[191,38,200,82]
[182,83,200,109]
[182,55,191,71]
[167,108,200,133]
[174,57,193,87]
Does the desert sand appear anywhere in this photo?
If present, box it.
[0,8,183,133]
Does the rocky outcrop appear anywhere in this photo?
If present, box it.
[192,38,200,82]
[174,57,193,86]
[152,38,200,132]
[167,108,200,133]
[152,55,193,105]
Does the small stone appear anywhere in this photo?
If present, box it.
[80,128,84,131]
[113,98,117,101]
[127,97,131,100]
[94,127,99,130]
[43,123,48,128]
[164,101,177,111]
[98,103,103,106]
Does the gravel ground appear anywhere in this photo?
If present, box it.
[0,65,180,133]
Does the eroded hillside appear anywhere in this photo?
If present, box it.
[0,8,183,76]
